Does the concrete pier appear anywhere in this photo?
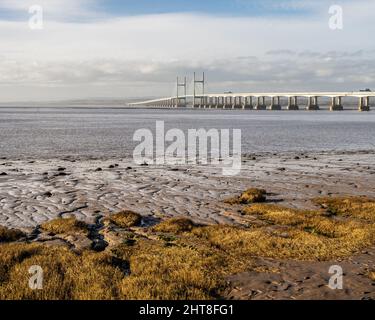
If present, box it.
[254,96,267,110]
[287,96,299,110]
[243,96,253,109]
[269,96,282,110]
[233,96,243,109]
[359,97,370,112]
[306,96,319,111]
[330,97,343,111]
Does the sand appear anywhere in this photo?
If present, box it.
[1,150,374,231]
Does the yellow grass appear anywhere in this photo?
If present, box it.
[0,226,25,242]
[225,188,266,204]
[314,196,375,222]
[194,197,375,261]
[152,217,196,234]
[40,217,88,235]
[106,210,142,228]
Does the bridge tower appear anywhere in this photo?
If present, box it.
[193,72,205,108]
[176,77,187,108]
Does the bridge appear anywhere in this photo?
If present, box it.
[129,73,374,111]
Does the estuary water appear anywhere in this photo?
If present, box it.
[0,107,374,159]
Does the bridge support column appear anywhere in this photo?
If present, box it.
[306,96,320,110]
[330,96,343,111]
[244,96,253,109]
[287,96,299,110]
[359,97,370,111]
[255,97,266,110]
[269,96,281,110]
[216,96,220,109]
[233,96,242,109]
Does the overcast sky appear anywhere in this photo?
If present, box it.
[0,0,374,102]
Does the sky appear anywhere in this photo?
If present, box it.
[0,0,374,102]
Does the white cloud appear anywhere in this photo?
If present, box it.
[0,0,374,101]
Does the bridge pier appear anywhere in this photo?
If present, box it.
[287,96,299,110]
[216,96,224,109]
[224,97,233,109]
[255,97,266,110]
[269,96,282,110]
[233,96,242,109]
[358,97,370,112]
[243,96,253,109]
[306,96,320,110]
[330,97,343,111]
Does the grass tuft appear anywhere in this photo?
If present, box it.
[40,217,88,235]
[225,188,266,204]
[153,218,196,234]
[314,196,375,222]
[0,226,25,243]
[107,211,142,228]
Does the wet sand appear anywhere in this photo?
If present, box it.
[1,150,374,231]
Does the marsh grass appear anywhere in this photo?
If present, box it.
[152,217,196,234]
[1,195,375,300]
[193,200,375,261]
[40,217,88,235]
[225,188,266,204]
[0,226,25,242]
[106,211,142,228]
[314,196,375,222]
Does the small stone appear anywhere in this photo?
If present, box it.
[95,168,102,172]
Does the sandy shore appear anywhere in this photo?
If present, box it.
[1,150,375,231]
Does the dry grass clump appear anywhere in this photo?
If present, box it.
[314,196,375,222]
[0,235,227,300]
[40,217,88,235]
[0,243,125,300]
[193,198,375,261]
[0,226,25,242]
[107,210,142,228]
[152,217,196,234]
[225,188,266,205]
[118,239,226,300]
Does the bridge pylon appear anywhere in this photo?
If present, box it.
[176,77,187,108]
[193,72,205,108]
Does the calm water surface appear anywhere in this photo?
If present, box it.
[0,107,374,158]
